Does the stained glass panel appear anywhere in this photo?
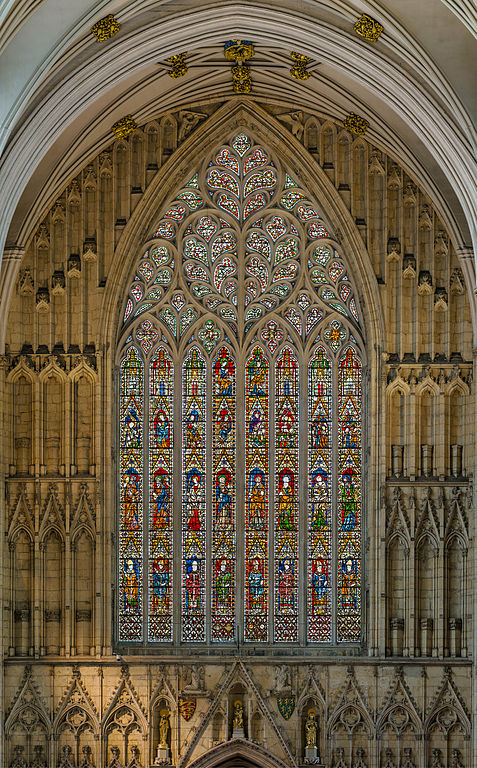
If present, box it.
[148,347,173,641]
[212,347,236,641]
[182,348,207,642]
[120,131,364,647]
[337,347,362,642]
[308,347,332,642]
[274,347,299,642]
[245,347,269,642]
[119,347,144,641]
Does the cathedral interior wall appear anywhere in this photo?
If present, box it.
[1,100,473,768]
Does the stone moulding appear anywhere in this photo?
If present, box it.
[91,14,121,42]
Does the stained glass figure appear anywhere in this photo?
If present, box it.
[308,346,332,641]
[182,348,207,641]
[148,347,174,641]
[245,347,269,641]
[274,347,299,642]
[212,348,236,641]
[337,347,362,642]
[119,347,144,641]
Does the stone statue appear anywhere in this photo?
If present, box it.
[305,709,318,747]
[159,709,170,748]
[275,664,291,692]
[232,700,244,729]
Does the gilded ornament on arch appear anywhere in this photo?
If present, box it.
[166,52,188,79]
[112,115,138,139]
[290,51,312,81]
[232,63,252,94]
[224,40,255,63]
[91,14,121,42]
[353,14,384,42]
[343,112,369,135]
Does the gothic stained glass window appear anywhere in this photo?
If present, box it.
[118,131,364,646]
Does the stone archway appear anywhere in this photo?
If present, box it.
[186,738,293,768]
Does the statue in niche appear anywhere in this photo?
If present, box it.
[159,709,171,748]
[233,700,244,729]
[305,709,318,747]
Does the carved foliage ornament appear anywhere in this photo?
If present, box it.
[290,51,312,81]
[343,113,370,135]
[353,14,384,41]
[112,115,138,139]
[166,53,188,79]
[91,14,121,42]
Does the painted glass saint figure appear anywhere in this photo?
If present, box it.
[153,470,170,529]
[186,471,203,531]
[340,469,357,531]
[215,470,232,528]
[152,558,170,611]
[247,559,265,611]
[123,558,139,610]
[185,558,202,611]
[278,471,295,530]
[248,470,266,529]
[341,558,358,609]
[123,470,140,530]
[216,558,232,609]
[312,559,329,612]
[277,558,295,612]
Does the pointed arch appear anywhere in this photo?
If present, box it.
[113,118,370,647]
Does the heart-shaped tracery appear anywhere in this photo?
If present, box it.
[122,132,360,341]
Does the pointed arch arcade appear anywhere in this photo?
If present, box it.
[117,128,365,646]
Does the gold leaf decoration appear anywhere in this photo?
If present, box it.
[91,14,121,42]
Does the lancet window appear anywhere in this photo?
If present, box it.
[118,132,364,645]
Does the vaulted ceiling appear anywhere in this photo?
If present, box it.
[0,0,476,324]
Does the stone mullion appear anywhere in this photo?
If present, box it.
[408,387,417,480]
[462,547,468,657]
[407,540,415,658]
[93,356,102,655]
[436,539,444,658]
[435,541,444,657]
[102,353,113,654]
[65,533,72,656]
[436,390,445,479]
[38,539,45,655]
[375,359,387,655]
[8,541,15,655]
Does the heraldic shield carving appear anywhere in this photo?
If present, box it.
[179,697,196,721]
[277,696,295,719]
